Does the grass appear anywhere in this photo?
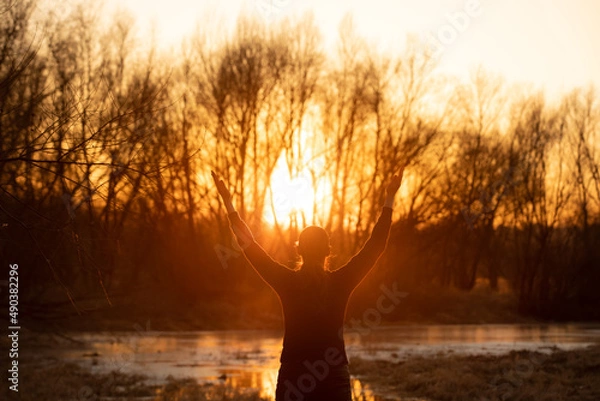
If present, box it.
[10,330,600,400]
[15,344,600,401]
[19,361,269,401]
[350,345,600,401]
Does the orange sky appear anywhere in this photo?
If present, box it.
[101,0,600,97]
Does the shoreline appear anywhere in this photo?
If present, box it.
[23,317,600,334]
[351,344,600,401]
[15,341,600,401]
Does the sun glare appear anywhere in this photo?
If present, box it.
[263,130,330,228]
[264,154,316,227]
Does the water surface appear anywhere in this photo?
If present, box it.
[45,324,600,400]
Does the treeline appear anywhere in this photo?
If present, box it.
[1,0,599,322]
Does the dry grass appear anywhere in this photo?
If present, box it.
[12,330,600,401]
[19,361,268,401]
[351,345,600,401]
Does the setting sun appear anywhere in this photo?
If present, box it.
[262,125,332,228]
[264,155,315,227]
[263,136,331,227]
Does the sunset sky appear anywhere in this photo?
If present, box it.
[104,0,600,97]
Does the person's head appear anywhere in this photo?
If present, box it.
[297,225,331,269]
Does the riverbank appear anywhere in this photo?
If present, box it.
[12,330,600,401]
[351,344,600,401]
[18,361,270,401]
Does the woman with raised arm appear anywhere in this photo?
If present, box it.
[211,169,403,401]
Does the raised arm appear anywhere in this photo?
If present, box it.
[211,171,293,288]
[334,169,403,288]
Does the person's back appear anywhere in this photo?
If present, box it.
[212,169,402,401]
[276,269,354,400]
[279,269,345,363]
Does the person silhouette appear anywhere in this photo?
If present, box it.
[212,169,403,401]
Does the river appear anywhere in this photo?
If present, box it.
[42,324,600,400]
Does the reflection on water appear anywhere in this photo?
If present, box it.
[211,368,278,400]
[345,324,600,362]
[44,324,600,401]
[208,369,380,401]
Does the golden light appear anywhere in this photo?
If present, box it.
[398,166,415,207]
[259,367,279,400]
[263,153,316,227]
[263,130,330,228]
[112,0,600,95]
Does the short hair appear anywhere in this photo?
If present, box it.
[297,226,330,262]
